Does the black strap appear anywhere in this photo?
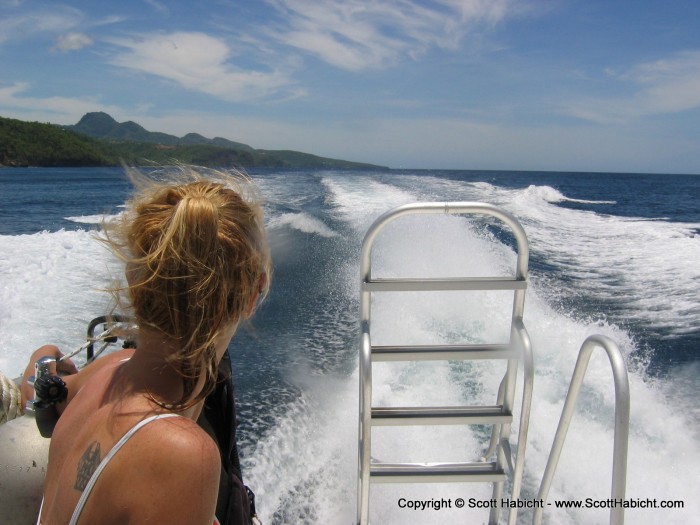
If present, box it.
[198,351,256,525]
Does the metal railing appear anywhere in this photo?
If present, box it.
[357,202,533,525]
[533,334,630,525]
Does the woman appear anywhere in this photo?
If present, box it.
[22,166,270,525]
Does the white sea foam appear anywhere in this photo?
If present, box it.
[479,182,700,337]
[383,175,700,337]
[267,212,338,238]
[2,174,698,524]
[322,176,418,232]
[520,184,616,205]
[0,230,120,377]
[65,213,122,225]
[241,174,700,524]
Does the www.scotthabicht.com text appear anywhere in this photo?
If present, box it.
[396,497,684,511]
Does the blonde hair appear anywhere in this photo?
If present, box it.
[105,166,270,409]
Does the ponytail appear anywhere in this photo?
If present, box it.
[104,166,270,409]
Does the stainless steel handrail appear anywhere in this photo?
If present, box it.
[357,202,532,525]
[507,319,534,525]
[359,202,529,321]
[533,334,630,525]
[357,325,372,525]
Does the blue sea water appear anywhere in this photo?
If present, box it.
[1,167,698,524]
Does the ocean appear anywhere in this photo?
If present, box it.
[1,167,698,524]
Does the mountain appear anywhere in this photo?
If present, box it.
[0,112,387,169]
[68,112,255,152]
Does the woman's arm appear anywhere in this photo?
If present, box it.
[20,345,135,414]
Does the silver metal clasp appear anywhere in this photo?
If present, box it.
[25,356,57,413]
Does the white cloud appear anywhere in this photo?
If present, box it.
[93,15,127,27]
[629,50,700,114]
[562,50,700,124]
[0,6,84,43]
[143,0,169,13]
[107,32,295,102]
[263,0,514,71]
[0,82,122,123]
[53,32,93,52]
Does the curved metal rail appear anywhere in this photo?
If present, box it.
[533,334,630,525]
[357,202,533,525]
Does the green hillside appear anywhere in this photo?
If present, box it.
[0,116,111,167]
[0,113,387,170]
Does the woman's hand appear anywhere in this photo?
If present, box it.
[20,345,78,409]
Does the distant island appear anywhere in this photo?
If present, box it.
[0,112,387,170]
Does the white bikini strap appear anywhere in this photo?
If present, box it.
[69,413,180,525]
[36,497,44,525]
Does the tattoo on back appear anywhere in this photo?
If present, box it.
[74,441,101,491]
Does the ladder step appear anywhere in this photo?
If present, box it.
[371,405,512,426]
[363,276,526,292]
[370,461,506,483]
[372,344,515,361]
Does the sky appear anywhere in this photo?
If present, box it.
[1,0,700,173]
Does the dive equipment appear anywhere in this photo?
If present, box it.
[26,356,67,438]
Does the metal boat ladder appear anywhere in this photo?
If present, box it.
[357,202,534,525]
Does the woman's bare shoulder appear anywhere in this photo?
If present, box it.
[131,414,220,470]
[103,415,221,524]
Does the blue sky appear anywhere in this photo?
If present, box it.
[1,0,699,173]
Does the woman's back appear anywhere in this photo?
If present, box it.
[34,167,270,525]
[40,353,221,525]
